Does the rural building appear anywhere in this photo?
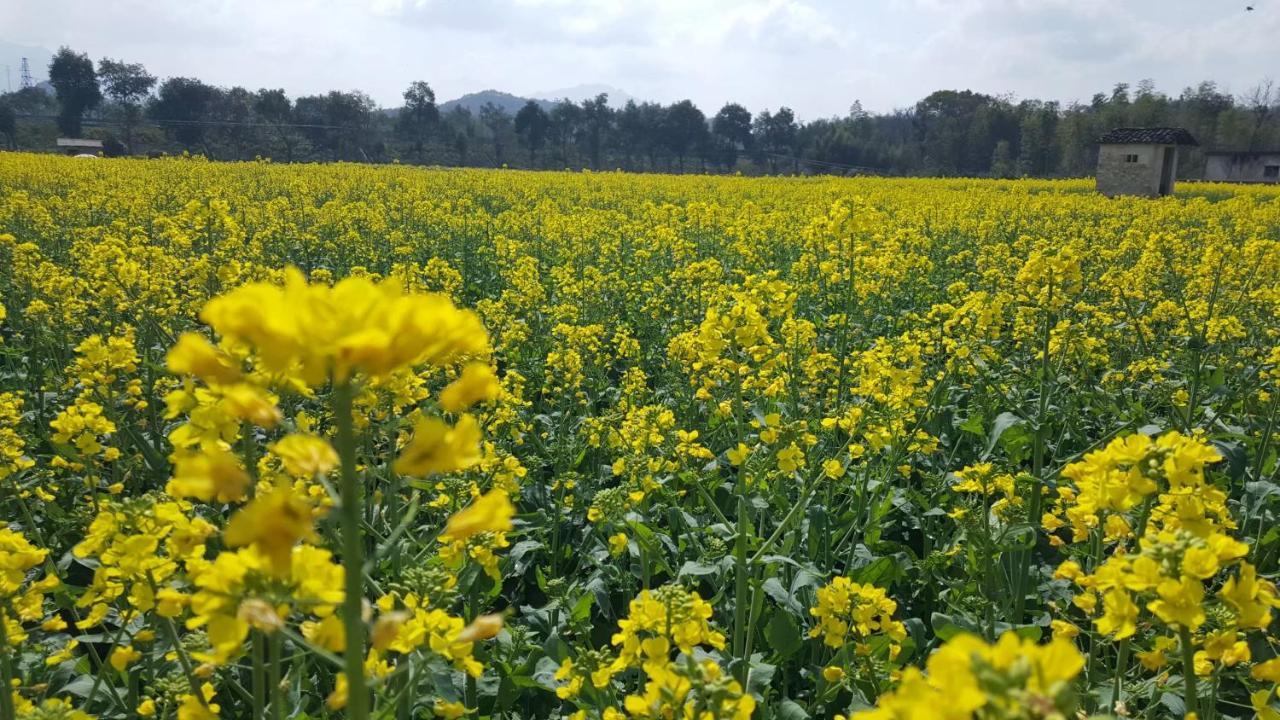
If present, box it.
[1095,127,1198,197]
[1204,150,1280,183]
[55,138,103,156]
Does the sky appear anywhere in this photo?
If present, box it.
[1,0,1275,119]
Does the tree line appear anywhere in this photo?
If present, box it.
[1,47,1277,177]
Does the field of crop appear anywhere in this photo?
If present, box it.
[1,153,1279,720]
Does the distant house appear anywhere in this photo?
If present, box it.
[55,138,103,156]
[1095,127,1198,198]
[1204,151,1280,183]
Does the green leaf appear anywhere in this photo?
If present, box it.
[931,612,980,641]
[992,622,1042,641]
[1159,691,1186,717]
[746,660,777,698]
[852,556,902,586]
[57,675,99,698]
[775,699,811,720]
[678,559,725,578]
[1212,440,1246,481]
[532,655,562,690]
[983,411,1024,458]
[958,414,985,436]
[570,592,595,623]
[495,673,519,712]
[762,577,804,615]
[764,611,804,659]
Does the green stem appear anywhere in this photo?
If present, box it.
[981,490,996,640]
[252,631,266,720]
[387,464,403,574]
[84,605,133,713]
[638,533,651,589]
[1114,637,1129,710]
[749,472,818,565]
[0,610,14,720]
[464,584,479,710]
[334,380,370,720]
[1180,626,1199,718]
[395,663,412,720]
[732,491,750,683]
[741,567,765,687]
[269,631,283,720]
[159,616,212,710]
[1016,283,1055,623]
[731,392,751,684]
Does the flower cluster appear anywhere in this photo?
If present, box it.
[853,632,1083,720]
[808,577,905,653]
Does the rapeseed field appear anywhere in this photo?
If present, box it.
[1,153,1279,719]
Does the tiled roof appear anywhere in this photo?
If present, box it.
[1097,127,1199,146]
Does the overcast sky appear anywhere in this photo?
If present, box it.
[1,0,1274,118]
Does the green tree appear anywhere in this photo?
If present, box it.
[479,102,512,167]
[150,77,218,152]
[48,47,102,137]
[662,99,707,172]
[294,91,376,161]
[514,100,550,168]
[755,106,797,173]
[211,86,255,160]
[614,100,665,171]
[712,103,753,169]
[97,58,156,152]
[990,139,1014,178]
[0,100,15,149]
[579,93,612,169]
[443,106,475,166]
[326,90,376,161]
[548,100,582,167]
[399,81,440,161]
[913,90,994,175]
[254,89,300,162]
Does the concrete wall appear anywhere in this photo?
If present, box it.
[1204,153,1280,183]
[1096,143,1171,197]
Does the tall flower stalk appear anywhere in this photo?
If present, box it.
[333,380,369,720]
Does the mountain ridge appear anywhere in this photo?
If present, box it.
[436,85,644,116]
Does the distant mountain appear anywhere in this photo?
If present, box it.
[533,83,641,108]
[0,40,55,92]
[438,89,551,116]
[435,85,646,117]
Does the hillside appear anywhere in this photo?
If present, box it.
[437,89,550,116]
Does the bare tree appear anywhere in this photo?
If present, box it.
[1242,79,1275,149]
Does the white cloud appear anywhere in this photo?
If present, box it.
[1,0,1274,117]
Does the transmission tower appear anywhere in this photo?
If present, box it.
[20,58,33,89]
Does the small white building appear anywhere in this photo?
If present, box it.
[55,138,103,156]
[1095,127,1198,198]
[1204,151,1280,183]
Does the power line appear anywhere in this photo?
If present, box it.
[15,113,354,131]
[758,150,883,175]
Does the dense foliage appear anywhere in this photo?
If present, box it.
[3,47,1279,177]
[1,154,1280,720]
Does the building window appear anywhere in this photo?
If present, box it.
[1265,165,1280,179]
[1124,154,1139,163]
